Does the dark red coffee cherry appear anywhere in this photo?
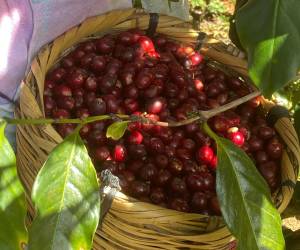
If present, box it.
[124,85,139,99]
[52,109,70,119]
[150,187,166,204]
[100,160,118,174]
[95,36,115,54]
[120,47,135,62]
[206,82,221,97]
[191,192,207,211]
[66,68,87,89]
[146,97,167,114]
[155,154,169,168]
[118,175,130,193]
[130,180,150,198]
[90,55,106,73]
[88,97,107,115]
[99,74,117,94]
[267,140,283,159]
[61,57,75,68]
[185,122,199,134]
[227,77,243,89]
[135,71,154,89]
[155,169,172,187]
[124,98,139,113]
[94,146,111,162]
[183,160,199,174]
[149,137,165,154]
[202,172,215,191]
[79,124,91,139]
[139,163,158,181]
[84,76,97,91]
[165,83,179,98]
[56,96,75,111]
[209,196,221,215]
[176,148,192,160]
[87,130,107,146]
[248,137,264,152]
[169,198,189,212]
[126,160,143,174]
[182,138,196,152]
[128,144,147,159]
[122,170,136,183]
[80,53,95,68]
[168,158,183,175]
[53,84,72,97]
[102,94,119,113]
[118,31,135,45]
[56,124,75,138]
[186,174,204,191]
[49,67,66,82]
[195,131,211,146]
[255,151,269,164]
[212,116,230,132]
[170,177,187,194]
[164,145,176,158]
[44,96,56,112]
[258,161,279,191]
[72,49,85,63]
[258,126,275,140]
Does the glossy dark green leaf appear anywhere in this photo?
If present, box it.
[106,121,129,140]
[28,130,100,250]
[236,1,300,97]
[0,121,28,250]
[204,123,285,250]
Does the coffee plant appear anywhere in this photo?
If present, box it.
[1,1,299,250]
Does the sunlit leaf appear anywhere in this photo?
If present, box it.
[28,130,100,250]
[204,123,285,250]
[0,121,28,250]
[236,0,300,97]
[106,121,129,140]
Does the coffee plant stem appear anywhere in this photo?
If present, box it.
[2,114,130,126]
[2,90,260,127]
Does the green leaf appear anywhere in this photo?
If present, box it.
[204,123,285,250]
[0,121,28,250]
[28,130,100,250]
[235,1,300,98]
[106,121,129,140]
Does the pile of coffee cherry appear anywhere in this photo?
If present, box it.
[44,29,283,215]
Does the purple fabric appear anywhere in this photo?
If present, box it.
[0,0,132,105]
[0,0,33,103]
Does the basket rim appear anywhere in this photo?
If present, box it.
[15,9,300,248]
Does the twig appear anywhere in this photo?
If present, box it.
[4,90,260,127]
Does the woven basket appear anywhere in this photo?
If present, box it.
[16,8,300,250]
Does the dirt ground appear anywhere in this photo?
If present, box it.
[199,0,235,43]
